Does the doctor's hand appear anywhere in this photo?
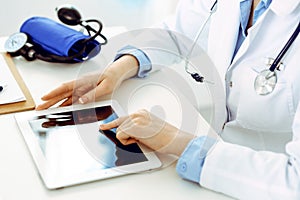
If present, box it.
[100,109,195,157]
[36,55,139,110]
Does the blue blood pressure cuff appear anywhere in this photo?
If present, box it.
[20,17,101,62]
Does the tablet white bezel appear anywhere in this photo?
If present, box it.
[15,100,161,189]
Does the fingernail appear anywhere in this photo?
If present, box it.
[79,96,88,104]
[99,124,106,130]
[35,106,41,110]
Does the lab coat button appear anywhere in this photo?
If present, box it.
[180,163,187,172]
[229,81,233,87]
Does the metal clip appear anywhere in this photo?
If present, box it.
[264,57,285,71]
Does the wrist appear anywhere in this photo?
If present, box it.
[109,55,139,81]
[164,130,195,157]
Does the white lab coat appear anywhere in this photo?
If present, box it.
[134,0,300,199]
[203,1,300,199]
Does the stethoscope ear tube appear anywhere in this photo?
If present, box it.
[184,0,218,83]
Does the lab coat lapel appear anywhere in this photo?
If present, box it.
[229,0,299,68]
[229,10,266,68]
[206,0,241,132]
[207,0,240,82]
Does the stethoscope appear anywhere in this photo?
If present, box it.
[185,0,300,96]
[254,21,299,95]
[184,0,218,84]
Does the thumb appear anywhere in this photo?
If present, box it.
[78,81,112,104]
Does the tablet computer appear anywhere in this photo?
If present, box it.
[15,100,161,189]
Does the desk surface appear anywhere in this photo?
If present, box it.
[0,58,233,200]
[0,1,232,199]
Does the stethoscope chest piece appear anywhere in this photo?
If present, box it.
[253,21,299,95]
[254,69,277,95]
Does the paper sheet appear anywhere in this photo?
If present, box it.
[0,54,26,105]
[0,37,8,53]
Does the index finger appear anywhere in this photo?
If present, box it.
[35,90,73,110]
[100,116,127,130]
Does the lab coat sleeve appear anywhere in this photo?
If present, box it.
[146,0,215,70]
[199,106,300,199]
[114,0,213,75]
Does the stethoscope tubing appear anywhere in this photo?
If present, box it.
[184,0,218,82]
[269,21,299,72]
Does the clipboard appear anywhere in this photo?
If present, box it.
[0,53,35,115]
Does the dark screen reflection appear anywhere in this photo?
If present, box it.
[28,106,148,169]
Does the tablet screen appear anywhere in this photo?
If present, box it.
[28,105,148,177]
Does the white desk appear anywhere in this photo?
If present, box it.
[0,56,233,200]
[0,0,233,199]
